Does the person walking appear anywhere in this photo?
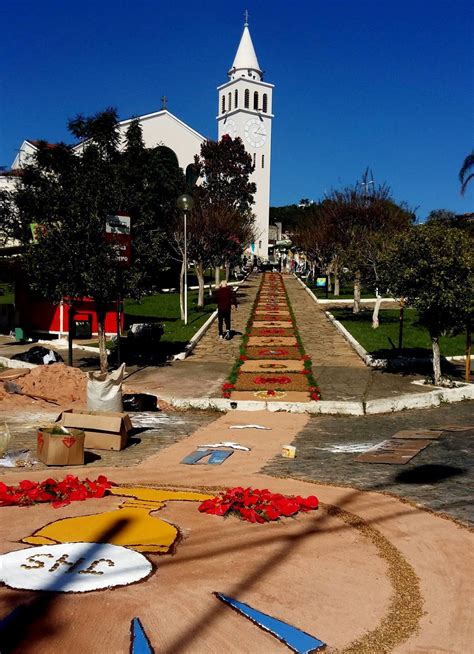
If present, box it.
[215,280,238,340]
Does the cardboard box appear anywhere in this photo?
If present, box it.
[56,409,132,451]
[38,427,85,466]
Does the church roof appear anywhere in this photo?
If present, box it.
[230,23,262,79]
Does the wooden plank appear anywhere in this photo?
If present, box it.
[355,438,432,464]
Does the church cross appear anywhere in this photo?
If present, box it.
[244,9,249,26]
[160,95,168,110]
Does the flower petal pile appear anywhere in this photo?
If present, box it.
[0,475,115,509]
[198,487,319,524]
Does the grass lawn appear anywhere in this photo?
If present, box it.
[331,308,466,358]
[0,283,14,304]
[124,290,216,346]
[302,278,376,300]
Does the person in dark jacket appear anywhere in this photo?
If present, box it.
[215,281,238,339]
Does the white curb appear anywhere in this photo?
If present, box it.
[173,310,218,361]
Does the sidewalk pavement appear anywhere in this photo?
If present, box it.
[0,273,469,406]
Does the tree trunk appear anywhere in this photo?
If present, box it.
[353,270,362,314]
[179,259,185,321]
[327,271,332,292]
[372,294,382,329]
[333,260,340,296]
[67,303,74,367]
[225,260,230,282]
[431,333,441,385]
[466,322,471,383]
[195,261,205,308]
[215,266,220,288]
[96,307,108,374]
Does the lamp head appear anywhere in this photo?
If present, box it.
[176,194,194,211]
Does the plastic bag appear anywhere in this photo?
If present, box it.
[11,346,64,365]
[0,449,37,468]
[0,423,11,457]
[87,363,126,412]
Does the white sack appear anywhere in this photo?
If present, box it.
[87,363,125,412]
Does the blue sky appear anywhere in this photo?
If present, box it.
[0,0,472,218]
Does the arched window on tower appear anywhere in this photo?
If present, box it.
[228,92,231,111]
[253,153,256,167]
[234,89,238,108]
[262,94,268,113]
[261,154,265,169]
[253,91,259,110]
[221,95,225,114]
[244,89,249,108]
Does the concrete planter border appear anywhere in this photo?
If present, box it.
[165,382,474,415]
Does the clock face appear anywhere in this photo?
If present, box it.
[222,118,237,138]
[244,118,267,148]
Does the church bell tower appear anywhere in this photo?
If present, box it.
[217,14,274,259]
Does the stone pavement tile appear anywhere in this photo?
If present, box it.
[262,400,474,525]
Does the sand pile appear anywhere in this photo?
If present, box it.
[0,364,87,410]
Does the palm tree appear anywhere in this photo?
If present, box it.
[459,150,474,195]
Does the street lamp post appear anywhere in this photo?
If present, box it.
[176,194,194,325]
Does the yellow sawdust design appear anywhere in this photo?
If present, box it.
[22,487,213,554]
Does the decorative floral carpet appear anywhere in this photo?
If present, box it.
[224,273,320,401]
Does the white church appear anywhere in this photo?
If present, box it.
[3,18,274,259]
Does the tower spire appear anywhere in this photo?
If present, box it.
[229,17,262,81]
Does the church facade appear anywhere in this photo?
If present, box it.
[3,19,273,259]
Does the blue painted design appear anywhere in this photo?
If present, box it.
[181,449,233,465]
[208,450,233,465]
[215,593,326,653]
[180,449,213,465]
[131,617,154,654]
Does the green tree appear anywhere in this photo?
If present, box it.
[459,150,474,195]
[1,110,184,371]
[380,224,473,384]
[171,135,256,308]
[321,173,414,313]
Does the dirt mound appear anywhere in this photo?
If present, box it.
[0,364,87,410]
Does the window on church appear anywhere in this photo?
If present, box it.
[228,92,231,111]
[253,153,256,167]
[254,91,259,110]
[262,94,268,113]
[221,95,225,113]
[234,89,238,108]
[244,89,249,108]
[261,154,265,169]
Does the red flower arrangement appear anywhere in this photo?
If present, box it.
[198,487,319,523]
[309,386,321,401]
[0,475,115,509]
[253,376,291,385]
[239,354,248,361]
[301,369,311,375]
[302,355,312,361]
[222,382,235,398]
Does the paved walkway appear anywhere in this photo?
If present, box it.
[124,276,260,399]
[283,275,431,401]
